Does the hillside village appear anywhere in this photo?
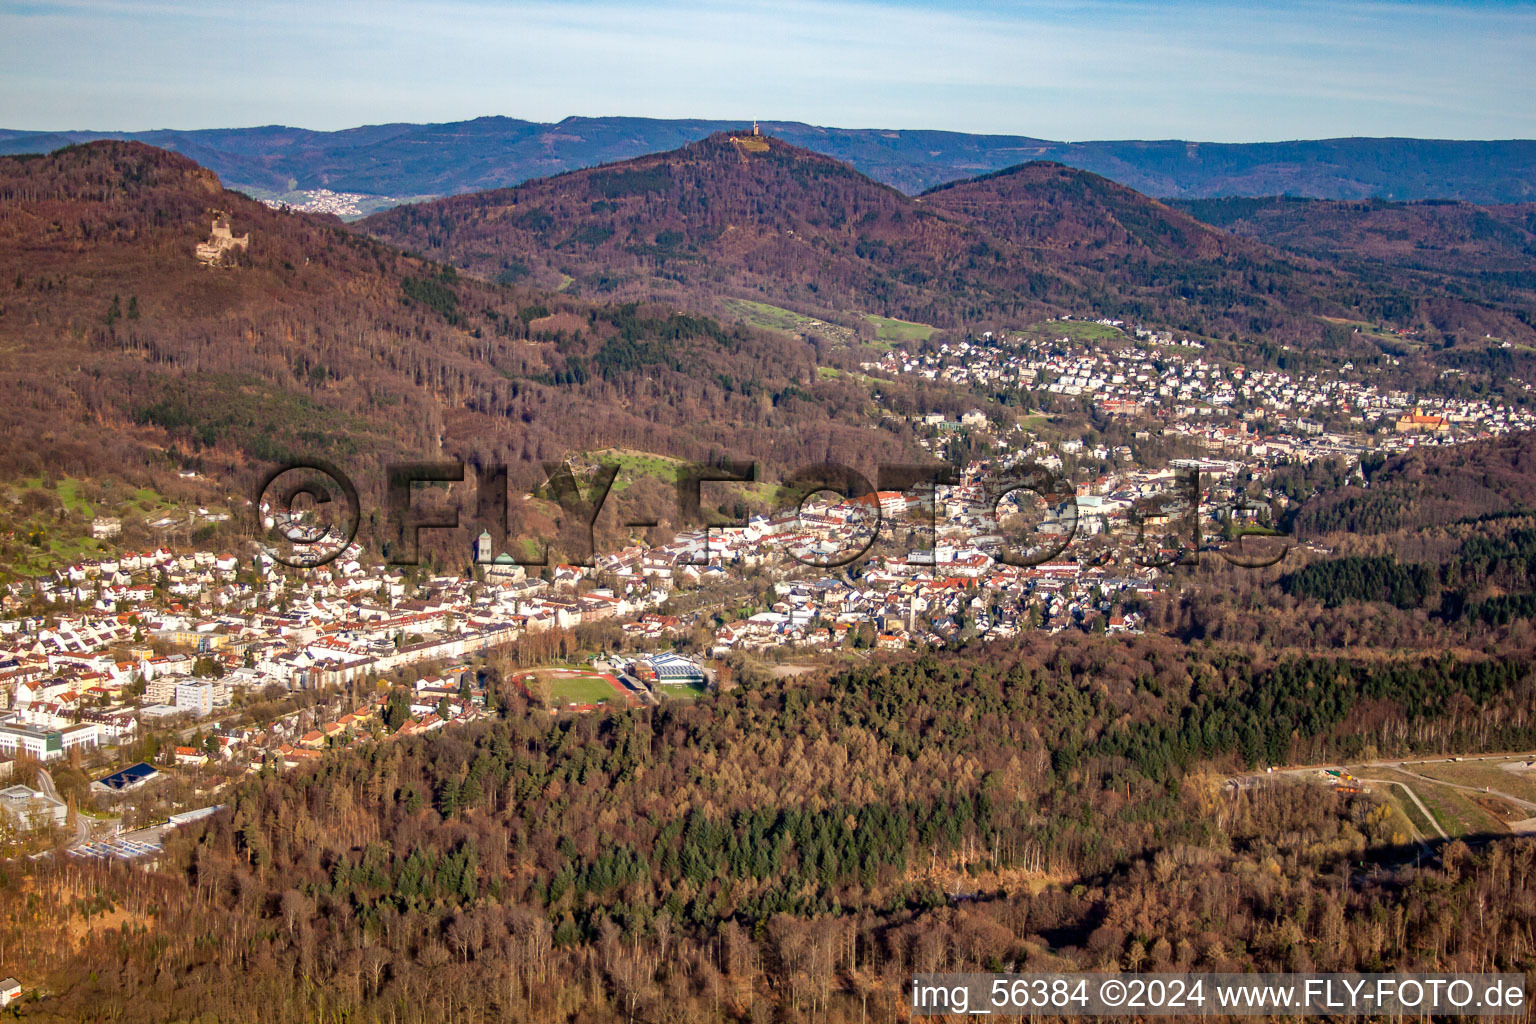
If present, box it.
[872,319,1534,441]
[2,319,1533,852]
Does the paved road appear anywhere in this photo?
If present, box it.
[1360,778,1449,841]
[1234,750,1536,842]
[32,768,91,843]
[1241,751,1536,785]
[34,768,59,803]
[36,768,125,847]
[1391,765,1536,816]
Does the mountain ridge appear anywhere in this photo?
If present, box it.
[3,115,1535,202]
[362,132,1536,350]
[0,141,911,513]
[1173,195,1536,274]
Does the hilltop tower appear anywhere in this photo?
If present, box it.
[730,121,770,153]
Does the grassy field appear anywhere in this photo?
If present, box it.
[816,365,883,388]
[1376,769,1508,838]
[0,477,199,581]
[1030,318,1124,343]
[1382,786,1436,840]
[587,449,684,492]
[722,298,854,342]
[19,477,180,518]
[864,314,935,344]
[722,299,932,349]
[5,480,108,579]
[1401,758,1536,805]
[1320,315,1423,351]
[1,532,106,581]
[128,486,179,517]
[520,667,625,707]
[549,675,623,705]
[530,450,682,501]
[658,681,710,700]
[53,479,94,516]
[584,447,782,514]
[1320,315,1401,336]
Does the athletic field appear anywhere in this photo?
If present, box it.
[514,667,634,709]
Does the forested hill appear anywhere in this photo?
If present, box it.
[1295,431,1536,537]
[12,636,1536,1021]
[1176,196,1536,272]
[920,160,1239,261]
[364,133,1070,330]
[3,116,1534,201]
[0,141,909,499]
[362,135,1536,348]
[1172,195,1536,316]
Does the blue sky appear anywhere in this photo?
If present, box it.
[2,0,1534,140]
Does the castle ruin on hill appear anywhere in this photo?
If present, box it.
[195,214,249,266]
